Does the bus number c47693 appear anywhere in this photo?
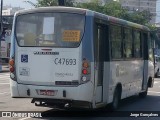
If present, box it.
[54,58,76,65]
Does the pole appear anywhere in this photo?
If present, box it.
[58,0,65,6]
[0,0,3,72]
[0,0,2,33]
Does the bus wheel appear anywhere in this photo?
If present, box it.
[139,86,148,98]
[111,87,121,111]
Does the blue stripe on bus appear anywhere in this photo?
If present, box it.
[82,16,94,62]
[10,15,16,58]
[10,36,15,58]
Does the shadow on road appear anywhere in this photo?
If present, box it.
[38,94,160,118]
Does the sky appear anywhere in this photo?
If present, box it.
[3,0,37,9]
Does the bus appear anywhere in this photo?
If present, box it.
[9,7,154,110]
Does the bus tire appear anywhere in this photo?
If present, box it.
[139,85,148,98]
[111,87,121,111]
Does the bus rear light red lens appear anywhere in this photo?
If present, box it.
[82,69,88,75]
[10,66,14,72]
[9,59,14,66]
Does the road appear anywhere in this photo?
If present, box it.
[1,72,160,120]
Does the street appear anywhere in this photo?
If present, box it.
[1,72,160,120]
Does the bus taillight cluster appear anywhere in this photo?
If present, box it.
[82,62,89,74]
[81,59,90,83]
[9,59,15,72]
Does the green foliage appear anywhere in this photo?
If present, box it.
[25,0,153,26]
[65,0,75,7]
[76,1,154,26]
[146,23,157,31]
[36,0,58,7]
[103,1,128,19]
[25,0,75,7]
[76,0,104,13]
[124,10,153,25]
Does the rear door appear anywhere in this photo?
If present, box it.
[15,12,85,86]
[94,22,108,103]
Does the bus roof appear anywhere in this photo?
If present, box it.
[94,12,150,31]
[15,6,87,15]
[15,6,149,31]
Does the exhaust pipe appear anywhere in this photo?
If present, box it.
[64,103,70,108]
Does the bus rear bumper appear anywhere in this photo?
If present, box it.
[31,98,92,109]
[13,81,94,104]
[10,79,20,97]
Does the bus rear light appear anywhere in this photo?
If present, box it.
[9,59,14,66]
[82,69,88,75]
[10,73,15,79]
[83,62,89,68]
[81,76,87,82]
[81,58,90,84]
[10,66,14,72]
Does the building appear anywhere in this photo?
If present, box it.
[2,6,24,15]
[156,0,160,23]
[117,0,157,23]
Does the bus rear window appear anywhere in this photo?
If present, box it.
[15,13,85,47]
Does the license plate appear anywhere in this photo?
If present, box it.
[38,90,57,96]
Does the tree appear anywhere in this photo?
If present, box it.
[103,1,128,19]
[76,0,104,13]
[37,0,58,7]
[24,0,153,26]
[76,1,128,18]
[24,0,75,7]
[65,0,75,7]
[124,10,153,25]
[76,1,154,26]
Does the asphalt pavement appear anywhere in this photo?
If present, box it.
[0,63,9,73]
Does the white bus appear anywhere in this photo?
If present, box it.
[9,7,154,110]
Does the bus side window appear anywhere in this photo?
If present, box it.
[110,25,122,59]
[143,32,152,61]
[123,28,132,58]
[149,34,154,62]
[133,30,141,58]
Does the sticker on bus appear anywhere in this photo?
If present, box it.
[62,30,80,42]
[19,67,30,76]
[21,54,28,63]
[43,17,55,34]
